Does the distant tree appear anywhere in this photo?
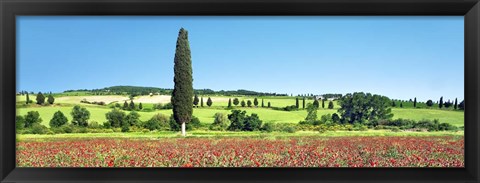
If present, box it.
[413,97,417,108]
[71,105,90,127]
[200,97,204,107]
[261,99,264,107]
[241,100,246,107]
[331,113,340,123]
[49,111,68,127]
[253,98,259,107]
[36,92,45,105]
[302,97,306,109]
[47,94,55,104]
[123,101,128,110]
[305,104,318,122]
[26,93,30,104]
[439,97,444,109]
[209,112,229,131]
[125,111,140,126]
[233,98,239,106]
[228,98,232,108]
[193,94,199,107]
[207,97,213,107]
[247,100,252,107]
[24,111,42,127]
[400,103,403,108]
[458,100,465,110]
[337,92,393,124]
[227,110,247,131]
[426,100,433,107]
[139,103,143,110]
[106,108,126,128]
[454,98,458,110]
[129,100,135,110]
[444,100,452,108]
[296,98,299,108]
[268,102,271,108]
[328,101,334,109]
[391,100,396,107]
[313,100,319,108]
[322,99,325,108]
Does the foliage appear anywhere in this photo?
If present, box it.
[49,111,68,127]
[47,94,55,104]
[24,111,42,128]
[337,92,393,124]
[193,94,199,107]
[233,98,239,106]
[458,100,465,110]
[241,100,246,107]
[227,110,263,131]
[209,113,230,131]
[144,113,170,131]
[312,100,319,108]
[105,108,126,128]
[16,115,26,130]
[36,92,45,105]
[207,97,213,107]
[247,100,252,107]
[125,111,141,126]
[426,100,433,107]
[328,101,334,109]
[71,105,90,127]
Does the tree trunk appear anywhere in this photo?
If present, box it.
[181,122,186,136]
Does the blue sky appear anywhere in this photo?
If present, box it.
[17,16,464,102]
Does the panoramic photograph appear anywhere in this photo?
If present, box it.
[16,16,464,167]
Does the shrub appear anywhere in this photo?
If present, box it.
[260,122,274,132]
[24,111,42,128]
[125,111,141,126]
[209,113,229,131]
[49,111,68,128]
[30,123,48,134]
[282,126,296,133]
[169,115,201,131]
[243,113,262,131]
[105,109,126,128]
[16,115,25,130]
[88,121,101,129]
[145,113,170,131]
[71,105,90,127]
[283,105,298,111]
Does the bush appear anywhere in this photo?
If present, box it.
[49,111,68,128]
[121,125,130,132]
[227,110,262,131]
[283,105,299,111]
[88,121,101,129]
[30,123,48,134]
[16,115,25,130]
[282,126,296,133]
[105,109,126,128]
[209,113,229,131]
[145,113,170,131]
[260,122,274,132]
[125,111,141,127]
[169,115,201,131]
[24,111,42,127]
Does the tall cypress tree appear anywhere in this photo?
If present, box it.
[228,98,232,108]
[454,98,458,110]
[413,97,417,108]
[302,97,305,109]
[261,99,264,107]
[207,97,213,107]
[296,98,299,108]
[253,98,258,107]
[26,93,30,104]
[322,99,325,108]
[193,94,199,107]
[172,28,193,137]
[439,96,443,109]
[200,97,204,107]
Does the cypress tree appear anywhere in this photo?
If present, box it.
[439,97,443,109]
[296,98,299,108]
[26,93,30,104]
[322,99,325,108]
[302,97,305,109]
[47,94,55,104]
[193,94,199,107]
[139,103,143,110]
[172,28,193,136]
[247,100,252,107]
[123,101,128,110]
[268,102,271,108]
[413,97,417,108]
[200,97,204,107]
[129,100,135,110]
[36,92,45,105]
[228,98,232,108]
[261,99,264,107]
[454,98,458,110]
[328,101,334,109]
[253,98,258,107]
[233,98,239,106]
[313,100,319,108]
[400,103,403,108]
[207,97,213,107]
[241,100,246,107]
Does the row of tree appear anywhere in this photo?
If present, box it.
[24,92,55,105]
[392,97,464,110]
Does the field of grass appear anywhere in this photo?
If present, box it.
[16,94,464,128]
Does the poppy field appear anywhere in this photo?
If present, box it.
[16,136,464,167]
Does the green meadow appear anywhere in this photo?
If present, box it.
[16,94,464,128]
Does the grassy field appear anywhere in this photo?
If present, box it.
[16,94,465,127]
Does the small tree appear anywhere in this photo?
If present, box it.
[233,98,239,106]
[241,100,246,107]
[295,98,299,108]
[106,108,126,128]
[413,97,417,108]
[123,101,129,110]
[400,103,403,108]
[454,98,458,110]
[268,102,271,108]
[227,98,232,108]
[71,105,90,127]
[193,94,199,107]
[47,94,55,104]
[49,110,68,127]
[24,111,42,127]
[313,100,319,108]
[305,104,318,122]
[227,110,246,131]
[302,97,305,109]
[139,103,143,110]
[261,99,264,107]
[125,111,140,126]
[331,113,340,123]
[426,100,433,107]
[458,100,465,110]
[328,101,334,109]
[253,98,258,107]
[129,100,135,110]
[209,112,229,131]
[439,97,444,109]
[207,97,213,107]
[201,97,204,107]
[322,99,325,109]
[26,93,30,104]
[391,100,396,107]
[36,92,45,105]
[247,100,252,107]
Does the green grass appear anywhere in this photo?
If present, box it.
[16,129,464,140]
[392,108,464,127]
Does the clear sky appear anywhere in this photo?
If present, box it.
[17,16,464,102]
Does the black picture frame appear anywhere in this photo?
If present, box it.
[1,0,479,182]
